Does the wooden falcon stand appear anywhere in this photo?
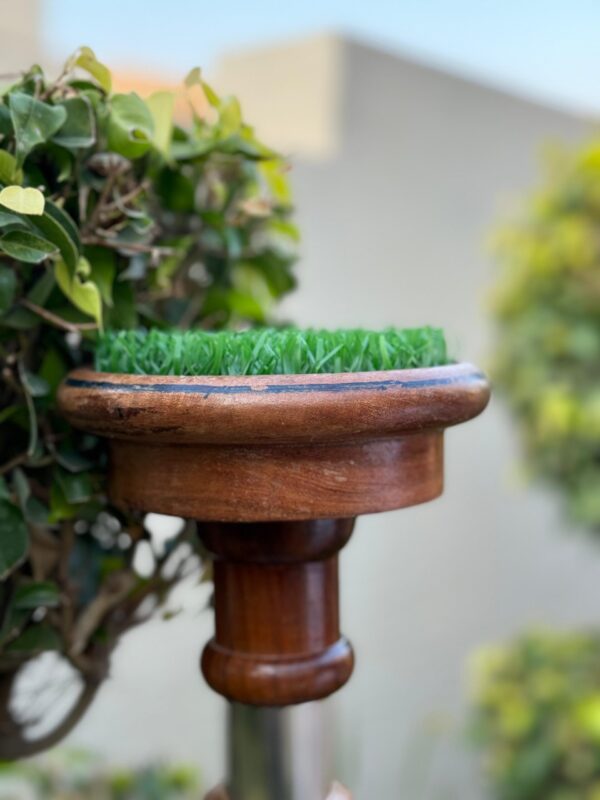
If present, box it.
[59,361,489,798]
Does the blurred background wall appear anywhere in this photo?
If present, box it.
[0,0,41,74]
[3,2,600,796]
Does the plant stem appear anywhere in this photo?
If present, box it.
[81,236,174,256]
[0,451,27,476]
[20,300,98,332]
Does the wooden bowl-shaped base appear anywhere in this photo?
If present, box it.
[58,363,489,522]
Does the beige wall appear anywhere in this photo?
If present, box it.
[0,0,42,73]
[217,35,344,160]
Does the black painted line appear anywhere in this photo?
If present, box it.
[66,371,485,396]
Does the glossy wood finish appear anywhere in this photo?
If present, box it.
[107,433,442,521]
[58,363,488,443]
[199,519,354,705]
[58,362,490,707]
[58,363,489,522]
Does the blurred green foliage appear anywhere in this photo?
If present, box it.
[0,750,199,799]
[471,630,600,800]
[0,47,297,754]
[492,142,600,530]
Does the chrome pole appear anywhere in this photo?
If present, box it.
[204,702,344,799]
[228,703,293,800]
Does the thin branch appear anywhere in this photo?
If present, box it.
[20,299,98,332]
[81,236,174,256]
[82,164,128,235]
[39,63,71,102]
[0,451,27,476]
[102,180,150,215]
[0,672,103,760]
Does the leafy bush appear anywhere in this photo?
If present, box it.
[471,630,600,800]
[0,47,297,756]
[491,143,600,530]
[94,326,448,375]
[0,750,199,799]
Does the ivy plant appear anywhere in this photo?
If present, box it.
[0,47,297,757]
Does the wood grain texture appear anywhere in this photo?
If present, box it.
[58,362,488,444]
[59,362,488,522]
[57,362,490,706]
[199,520,354,706]
[108,433,442,521]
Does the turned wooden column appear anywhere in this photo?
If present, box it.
[199,519,354,706]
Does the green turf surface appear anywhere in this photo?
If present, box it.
[95,327,448,376]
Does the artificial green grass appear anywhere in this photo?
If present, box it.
[95,327,448,376]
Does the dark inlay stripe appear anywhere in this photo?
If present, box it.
[66,370,485,396]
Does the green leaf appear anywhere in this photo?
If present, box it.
[21,368,50,397]
[0,150,21,184]
[170,137,215,161]
[260,160,292,204]
[156,166,195,210]
[44,142,74,182]
[12,468,48,525]
[55,256,102,326]
[105,281,137,329]
[0,209,24,227]
[0,104,13,136]
[14,581,60,609]
[268,218,301,243]
[0,229,57,263]
[0,605,28,648]
[0,405,17,425]
[23,496,48,526]
[29,200,79,273]
[8,92,67,165]
[184,67,203,90]
[39,346,66,395]
[52,96,96,149]
[49,475,76,522]
[44,198,80,249]
[227,289,267,322]
[5,623,61,653]
[0,500,28,580]
[0,186,45,216]
[56,469,93,504]
[219,96,242,138]
[13,467,29,504]
[0,264,16,312]
[72,46,112,93]
[146,91,175,157]
[184,67,220,109]
[55,445,92,473]
[17,360,37,456]
[0,306,38,329]
[107,93,154,159]
[27,266,55,305]
[85,246,115,306]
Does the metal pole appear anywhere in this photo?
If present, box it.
[228,703,293,800]
[204,702,348,799]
